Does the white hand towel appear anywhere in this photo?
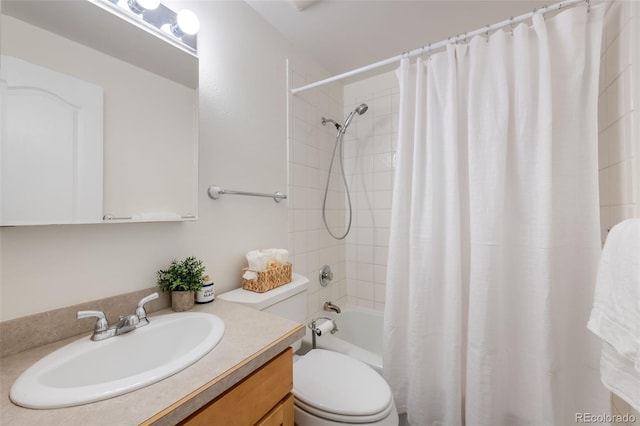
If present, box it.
[587,218,640,411]
[270,248,289,265]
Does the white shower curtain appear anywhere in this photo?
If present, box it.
[384,6,608,426]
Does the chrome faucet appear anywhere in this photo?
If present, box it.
[323,301,341,314]
[77,292,159,341]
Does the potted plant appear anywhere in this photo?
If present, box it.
[157,256,206,311]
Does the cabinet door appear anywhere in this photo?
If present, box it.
[0,55,103,225]
[180,349,293,426]
[255,394,294,426]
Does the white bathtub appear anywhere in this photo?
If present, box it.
[301,306,383,375]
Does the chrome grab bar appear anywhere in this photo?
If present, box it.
[207,185,287,203]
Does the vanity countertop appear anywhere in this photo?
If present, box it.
[0,299,305,425]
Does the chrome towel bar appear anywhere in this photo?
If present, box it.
[207,185,287,203]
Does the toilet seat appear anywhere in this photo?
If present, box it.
[295,397,394,423]
[293,349,393,423]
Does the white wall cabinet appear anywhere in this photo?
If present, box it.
[1,1,198,226]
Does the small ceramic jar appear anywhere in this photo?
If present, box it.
[196,276,215,303]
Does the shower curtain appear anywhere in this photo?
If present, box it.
[384,5,608,426]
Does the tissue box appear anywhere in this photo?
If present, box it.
[242,263,292,293]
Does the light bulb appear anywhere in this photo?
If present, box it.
[138,0,159,9]
[176,9,200,36]
[127,0,160,13]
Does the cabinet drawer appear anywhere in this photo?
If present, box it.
[181,348,293,426]
[256,394,294,426]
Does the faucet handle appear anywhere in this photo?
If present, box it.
[137,292,159,309]
[136,292,159,324]
[77,310,109,332]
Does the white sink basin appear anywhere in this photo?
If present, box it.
[10,312,225,409]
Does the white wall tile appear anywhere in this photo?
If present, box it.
[357,280,374,301]
[373,115,393,135]
[375,246,389,266]
[374,264,387,284]
[373,95,392,116]
[598,90,611,132]
[598,0,639,244]
[374,134,392,154]
[358,299,375,309]
[605,25,632,87]
[605,0,631,44]
[375,190,394,210]
[374,284,386,303]
[608,115,632,165]
[599,168,612,206]
[598,129,611,169]
[357,245,374,264]
[357,262,375,282]
[342,71,398,308]
[357,227,375,246]
[599,49,608,96]
[374,171,394,191]
[375,228,391,246]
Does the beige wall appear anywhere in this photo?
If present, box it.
[0,1,330,320]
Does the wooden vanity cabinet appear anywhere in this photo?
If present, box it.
[179,348,294,426]
[255,394,294,426]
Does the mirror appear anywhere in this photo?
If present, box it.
[1,0,198,225]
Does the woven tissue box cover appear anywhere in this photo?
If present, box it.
[241,263,292,293]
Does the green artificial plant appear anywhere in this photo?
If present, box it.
[157,256,206,292]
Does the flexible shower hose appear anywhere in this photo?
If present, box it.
[322,128,353,240]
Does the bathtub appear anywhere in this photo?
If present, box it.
[300,306,383,375]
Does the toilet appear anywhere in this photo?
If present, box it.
[218,274,398,426]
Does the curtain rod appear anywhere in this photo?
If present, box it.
[291,0,588,95]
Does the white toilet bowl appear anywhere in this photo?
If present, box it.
[217,277,398,425]
[293,349,398,425]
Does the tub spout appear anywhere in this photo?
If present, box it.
[324,301,341,314]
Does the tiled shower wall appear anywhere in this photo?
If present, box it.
[343,72,399,310]
[598,1,639,422]
[288,70,347,321]
[599,0,639,240]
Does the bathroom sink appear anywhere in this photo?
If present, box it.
[10,312,225,409]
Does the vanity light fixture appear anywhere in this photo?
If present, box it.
[101,0,198,52]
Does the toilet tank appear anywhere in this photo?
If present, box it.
[217,273,310,326]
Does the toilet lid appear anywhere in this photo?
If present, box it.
[293,349,392,418]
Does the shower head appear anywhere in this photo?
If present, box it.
[321,103,368,133]
[343,103,368,130]
[355,103,368,115]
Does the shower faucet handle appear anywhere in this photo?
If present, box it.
[319,265,333,287]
